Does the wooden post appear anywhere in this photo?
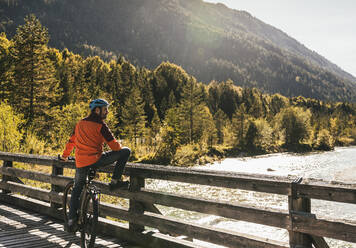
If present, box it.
[50,164,63,208]
[129,175,145,232]
[289,178,312,248]
[1,161,13,194]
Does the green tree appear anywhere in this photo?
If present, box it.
[114,60,136,133]
[0,102,23,152]
[213,109,228,144]
[57,48,84,106]
[177,77,206,144]
[147,108,161,149]
[268,93,290,116]
[152,62,190,118]
[254,118,273,151]
[207,80,242,119]
[314,129,334,151]
[47,102,87,150]
[231,104,247,146]
[11,14,58,128]
[199,106,217,148]
[244,119,258,151]
[121,87,146,147]
[155,107,184,164]
[275,106,312,146]
[0,33,13,102]
[83,56,108,99]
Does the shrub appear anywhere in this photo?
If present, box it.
[21,130,47,154]
[171,144,203,167]
[314,129,334,151]
[0,102,23,152]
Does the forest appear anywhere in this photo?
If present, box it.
[1,15,356,166]
[1,0,355,103]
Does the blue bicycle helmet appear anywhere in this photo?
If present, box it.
[89,98,109,111]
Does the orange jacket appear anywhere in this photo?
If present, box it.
[62,113,122,168]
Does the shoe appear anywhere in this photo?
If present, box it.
[109,180,130,191]
[65,218,78,233]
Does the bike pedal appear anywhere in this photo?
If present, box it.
[109,180,130,191]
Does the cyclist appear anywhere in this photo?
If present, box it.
[60,98,131,232]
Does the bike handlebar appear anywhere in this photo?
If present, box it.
[57,154,75,161]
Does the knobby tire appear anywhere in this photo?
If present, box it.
[63,181,74,224]
[80,191,99,248]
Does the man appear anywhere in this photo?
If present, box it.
[60,98,131,232]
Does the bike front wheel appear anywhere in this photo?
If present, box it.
[63,181,74,224]
[80,192,99,248]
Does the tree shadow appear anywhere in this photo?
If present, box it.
[0,202,130,247]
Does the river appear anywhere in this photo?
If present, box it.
[146,146,356,247]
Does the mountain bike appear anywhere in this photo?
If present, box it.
[62,162,100,248]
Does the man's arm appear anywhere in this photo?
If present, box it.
[101,123,122,151]
[62,131,76,159]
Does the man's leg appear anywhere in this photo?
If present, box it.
[112,147,131,180]
[67,166,88,231]
[90,147,131,189]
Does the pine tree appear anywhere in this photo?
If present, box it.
[213,109,228,144]
[178,77,207,144]
[244,119,258,151]
[57,48,81,106]
[0,32,13,102]
[114,60,136,135]
[83,56,107,99]
[121,86,147,147]
[11,15,58,128]
[231,103,247,146]
[147,107,161,149]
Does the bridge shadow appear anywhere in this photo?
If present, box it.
[0,203,132,247]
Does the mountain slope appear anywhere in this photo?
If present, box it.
[0,0,355,102]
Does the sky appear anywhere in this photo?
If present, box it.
[203,0,356,78]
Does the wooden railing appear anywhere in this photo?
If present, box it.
[1,151,356,248]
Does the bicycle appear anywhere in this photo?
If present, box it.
[62,157,100,248]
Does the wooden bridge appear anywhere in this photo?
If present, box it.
[0,201,135,247]
[0,151,356,248]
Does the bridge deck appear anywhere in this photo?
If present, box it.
[0,202,136,248]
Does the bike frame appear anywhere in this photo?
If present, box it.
[78,169,100,226]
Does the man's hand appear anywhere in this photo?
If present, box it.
[58,154,68,161]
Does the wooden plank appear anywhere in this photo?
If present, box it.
[0,151,74,168]
[0,194,62,220]
[311,235,330,248]
[99,217,209,248]
[142,201,163,214]
[129,176,145,232]
[297,184,356,204]
[125,163,291,195]
[1,160,13,194]
[0,166,73,187]
[125,188,290,229]
[99,202,289,248]
[288,195,312,248]
[0,224,81,248]
[51,164,63,208]
[0,181,62,205]
[89,181,290,229]
[291,211,356,243]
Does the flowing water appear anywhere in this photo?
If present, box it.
[146,146,356,247]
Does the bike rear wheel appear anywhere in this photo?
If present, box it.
[63,181,74,224]
[80,192,99,248]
